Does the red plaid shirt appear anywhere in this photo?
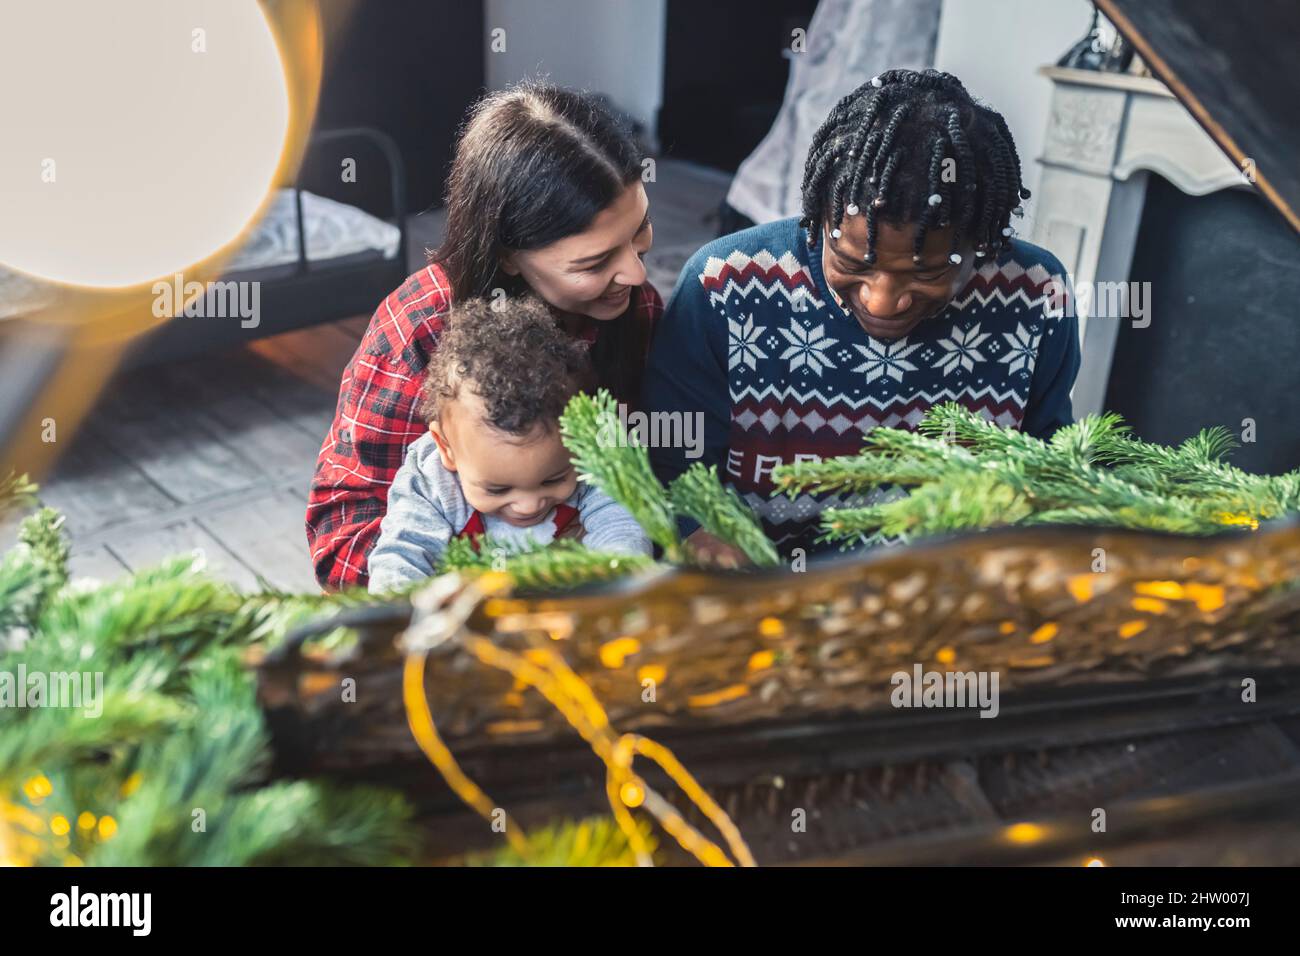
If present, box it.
[306,264,663,590]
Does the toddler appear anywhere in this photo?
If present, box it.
[367,297,651,593]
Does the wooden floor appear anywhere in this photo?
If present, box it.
[13,159,732,592]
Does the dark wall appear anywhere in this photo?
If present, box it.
[659,0,818,172]
[298,0,486,216]
[1103,176,1300,475]
[1099,0,1300,232]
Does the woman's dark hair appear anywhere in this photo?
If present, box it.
[432,81,650,406]
[800,69,1031,265]
[419,296,596,435]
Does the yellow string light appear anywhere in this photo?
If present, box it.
[466,638,658,865]
[598,636,641,669]
[1029,623,1058,645]
[402,652,531,859]
[1066,574,1095,603]
[1118,620,1148,639]
[686,684,749,709]
[21,775,52,803]
[119,772,143,798]
[1004,822,1044,844]
[1,798,41,866]
[619,781,645,808]
[627,735,756,868]
[636,664,667,685]
[462,639,656,864]
[1215,512,1259,530]
[1131,597,1169,614]
[399,575,755,867]
[1185,582,1226,612]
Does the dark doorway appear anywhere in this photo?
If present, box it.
[658,0,819,173]
[305,0,486,215]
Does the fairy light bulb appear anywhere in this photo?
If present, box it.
[619,781,645,808]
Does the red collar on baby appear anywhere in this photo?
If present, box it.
[454,503,580,549]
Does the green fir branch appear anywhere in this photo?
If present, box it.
[463,814,657,867]
[822,471,1032,540]
[442,535,656,591]
[811,402,1300,546]
[560,390,682,561]
[668,464,779,567]
[0,507,70,642]
[0,539,417,866]
[0,471,38,517]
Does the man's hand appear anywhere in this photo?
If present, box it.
[683,528,751,569]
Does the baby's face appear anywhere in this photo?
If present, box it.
[431,393,578,528]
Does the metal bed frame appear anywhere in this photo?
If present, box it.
[124,126,410,367]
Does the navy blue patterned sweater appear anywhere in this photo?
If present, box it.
[641,217,1081,554]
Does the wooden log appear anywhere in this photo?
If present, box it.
[257,522,1300,782]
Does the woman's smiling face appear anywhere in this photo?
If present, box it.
[500,182,653,322]
[821,214,976,340]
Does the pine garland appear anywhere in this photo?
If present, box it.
[772,402,1300,546]
[1,506,69,649]
[0,472,37,513]
[0,473,652,867]
[559,390,683,561]
[10,395,1291,866]
[558,389,775,576]
[463,814,657,867]
[0,483,417,867]
[440,535,657,591]
[668,464,780,567]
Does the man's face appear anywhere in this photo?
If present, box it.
[821,214,976,340]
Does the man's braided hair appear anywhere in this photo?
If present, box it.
[800,68,1031,266]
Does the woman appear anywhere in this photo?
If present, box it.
[307,82,658,590]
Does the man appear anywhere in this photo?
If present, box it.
[643,69,1079,559]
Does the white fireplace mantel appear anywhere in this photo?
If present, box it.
[1029,65,1249,416]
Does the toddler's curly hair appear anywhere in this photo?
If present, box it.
[418,295,597,435]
